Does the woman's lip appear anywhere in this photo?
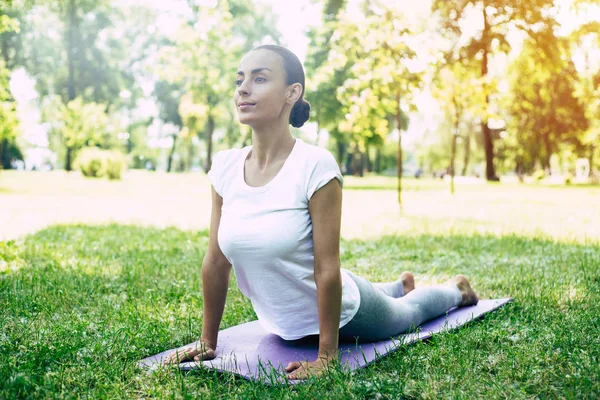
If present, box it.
[239,103,255,110]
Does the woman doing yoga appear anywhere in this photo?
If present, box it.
[162,45,479,380]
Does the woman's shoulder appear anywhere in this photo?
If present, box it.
[299,140,336,165]
[213,146,249,167]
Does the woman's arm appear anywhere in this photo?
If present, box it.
[286,177,343,378]
[163,185,231,364]
[201,185,232,350]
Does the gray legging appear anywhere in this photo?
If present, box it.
[338,270,463,342]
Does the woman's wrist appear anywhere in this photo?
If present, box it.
[199,336,216,350]
[317,347,339,361]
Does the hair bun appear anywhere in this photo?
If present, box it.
[290,99,311,128]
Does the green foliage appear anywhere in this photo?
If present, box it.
[129,148,157,170]
[564,173,574,185]
[74,147,106,178]
[106,154,125,180]
[19,0,133,106]
[0,59,19,142]
[42,96,115,170]
[74,147,126,180]
[312,3,421,154]
[432,0,558,180]
[0,14,21,169]
[533,169,546,182]
[431,58,486,177]
[0,14,20,35]
[505,39,589,173]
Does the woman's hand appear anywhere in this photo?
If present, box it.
[284,356,335,380]
[162,340,216,365]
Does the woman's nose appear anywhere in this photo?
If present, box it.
[237,79,250,95]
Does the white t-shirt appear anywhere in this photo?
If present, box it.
[206,136,361,340]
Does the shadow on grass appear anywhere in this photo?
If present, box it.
[1,224,599,398]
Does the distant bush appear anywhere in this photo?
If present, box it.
[532,169,545,182]
[106,151,127,180]
[129,150,157,170]
[75,147,126,180]
[564,173,573,185]
[75,147,106,178]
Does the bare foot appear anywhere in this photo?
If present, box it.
[400,271,415,295]
[453,274,479,307]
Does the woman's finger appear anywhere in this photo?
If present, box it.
[163,347,196,364]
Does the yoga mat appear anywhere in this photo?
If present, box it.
[138,298,512,384]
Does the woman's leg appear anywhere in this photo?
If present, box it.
[339,271,477,342]
[372,271,415,298]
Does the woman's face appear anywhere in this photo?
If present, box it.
[234,49,301,127]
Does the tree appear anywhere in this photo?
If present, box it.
[504,37,588,174]
[432,59,485,193]
[178,92,207,171]
[0,12,20,169]
[152,80,184,173]
[432,0,558,181]
[313,0,423,205]
[14,0,137,169]
[42,96,110,169]
[304,0,349,165]
[570,20,600,174]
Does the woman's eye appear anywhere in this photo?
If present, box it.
[236,77,265,86]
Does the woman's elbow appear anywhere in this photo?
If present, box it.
[314,263,342,286]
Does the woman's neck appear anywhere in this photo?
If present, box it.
[248,123,296,169]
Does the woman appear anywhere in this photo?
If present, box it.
[162,45,479,380]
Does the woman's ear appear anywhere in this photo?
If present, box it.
[286,83,303,105]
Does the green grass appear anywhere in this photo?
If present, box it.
[1,171,599,398]
[1,224,599,398]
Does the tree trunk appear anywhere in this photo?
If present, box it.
[543,133,552,174]
[166,134,177,173]
[204,113,215,173]
[461,131,470,176]
[516,159,524,183]
[1,34,15,171]
[450,133,458,195]
[396,90,403,206]
[67,0,76,103]
[375,146,381,173]
[589,144,595,176]
[352,149,361,176]
[187,138,194,171]
[0,138,10,169]
[360,151,365,176]
[336,140,345,167]
[64,0,77,171]
[64,146,73,172]
[481,3,498,182]
[365,143,372,172]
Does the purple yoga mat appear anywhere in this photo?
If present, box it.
[138,298,512,384]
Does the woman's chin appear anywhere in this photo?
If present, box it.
[237,116,256,126]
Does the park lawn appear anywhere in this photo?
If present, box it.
[2,227,599,398]
[0,172,599,398]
